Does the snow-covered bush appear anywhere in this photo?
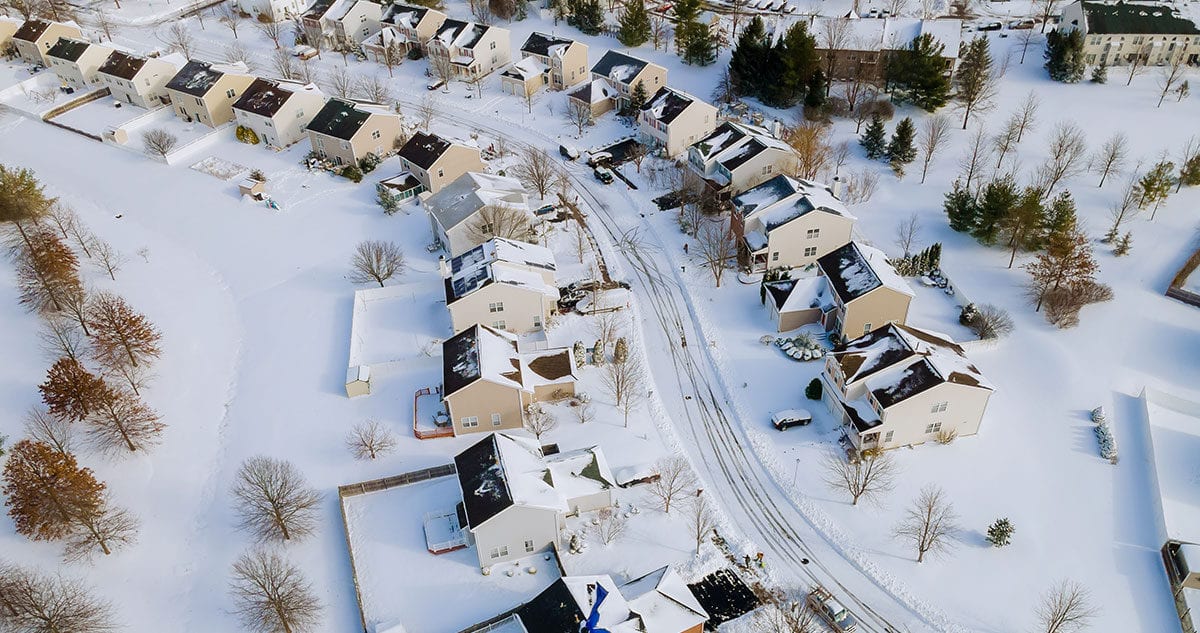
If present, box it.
[805,378,822,400]
[573,341,586,368]
[358,152,381,174]
[1093,409,1118,464]
[340,165,363,183]
[235,125,260,145]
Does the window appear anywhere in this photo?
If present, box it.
[371,129,381,139]
[883,430,894,443]
[806,228,820,239]
[488,545,509,559]
[194,97,202,106]
[771,252,779,262]
[492,320,506,330]
[341,141,350,149]
[533,315,542,329]
[490,41,496,49]
[804,247,818,257]
[524,539,535,553]
[479,222,494,235]
[930,401,948,414]
[489,301,504,313]
[924,422,943,434]
[315,137,324,149]
[491,413,502,426]
[437,168,444,178]
[226,88,236,98]
[462,416,479,428]
[296,109,304,118]
[761,165,773,175]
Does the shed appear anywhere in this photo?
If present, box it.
[239,177,266,198]
[345,365,371,397]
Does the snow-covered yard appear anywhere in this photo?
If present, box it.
[50,95,164,138]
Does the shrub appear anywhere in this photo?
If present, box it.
[407,47,424,60]
[1095,418,1118,464]
[359,152,381,174]
[805,378,822,400]
[249,168,267,182]
[235,125,260,145]
[341,165,364,183]
[986,518,1014,547]
[966,304,1014,340]
[256,12,272,22]
[935,428,958,444]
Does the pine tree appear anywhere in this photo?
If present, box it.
[1137,160,1176,218]
[571,0,604,35]
[954,36,994,129]
[39,357,107,423]
[2,439,105,542]
[617,0,650,47]
[682,21,717,66]
[626,80,649,116]
[573,341,586,368]
[1042,191,1079,246]
[728,16,768,97]
[805,378,822,400]
[860,114,887,160]
[886,117,917,166]
[944,180,977,232]
[972,175,1019,245]
[890,34,950,111]
[769,21,819,107]
[1113,232,1132,256]
[998,187,1046,267]
[804,70,827,109]
[0,164,54,254]
[1181,153,1200,187]
[376,187,399,215]
[1090,61,1108,84]
[986,518,1014,547]
[1045,29,1086,83]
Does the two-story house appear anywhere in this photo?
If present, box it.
[567,50,666,119]
[364,3,447,60]
[442,325,576,436]
[44,37,113,91]
[96,50,180,109]
[301,0,380,49]
[235,0,306,21]
[425,171,532,256]
[232,78,326,148]
[638,86,718,159]
[11,19,82,66]
[1061,0,1200,67]
[394,131,485,195]
[821,323,994,452]
[0,18,21,54]
[811,16,963,82]
[165,60,255,127]
[426,19,511,80]
[688,122,799,195]
[518,568,708,633]
[500,32,588,97]
[444,237,558,334]
[731,175,856,272]
[306,98,401,166]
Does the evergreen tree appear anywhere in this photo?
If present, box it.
[728,17,768,97]
[1025,225,1097,312]
[1113,232,1132,256]
[2,439,105,543]
[886,117,917,165]
[860,114,887,160]
[571,0,604,35]
[1181,153,1200,187]
[771,21,819,106]
[986,518,1014,547]
[972,175,1019,245]
[1137,160,1176,218]
[805,378,822,400]
[1045,29,1086,83]
[617,0,651,47]
[999,187,1046,267]
[0,165,53,254]
[673,0,714,66]
[944,180,977,232]
[1090,61,1108,84]
[954,36,994,129]
[625,80,649,116]
[890,34,951,111]
[804,70,827,109]
[1042,191,1079,245]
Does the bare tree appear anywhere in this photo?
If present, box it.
[523,404,558,441]
[510,147,563,199]
[430,54,454,88]
[465,204,532,244]
[786,121,831,181]
[219,2,243,39]
[1037,0,1058,33]
[323,65,354,98]
[917,114,952,184]
[94,8,119,42]
[87,291,161,370]
[831,140,852,177]
[1017,19,1039,63]
[1090,132,1128,188]
[1036,580,1098,633]
[843,168,879,205]
[959,124,991,189]
[271,48,299,81]
[378,42,404,78]
[63,210,95,259]
[602,351,646,427]
[1035,122,1088,197]
[142,129,178,160]
[91,240,124,281]
[59,287,91,337]
[223,42,256,71]
[0,565,116,633]
[966,304,1015,339]
[230,549,323,633]
[591,506,626,545]
[355,73,393,104]
[64,500,139,561]
[648,456,697,514]
[818,17,852,84]
[695,220,736,288]
[43,201,75,242]
[231,456,322,542]
[894,485,959,563]
[349,240,406,287]
[1156,57,1189,108]
[416,93,437,131]
[687,492,717,554]
[256,19,284,48]
[1125,43,1152,86]
[626,142,649,174]
[749,594,818,633]
[894,213,922,257]
[824,448,898,506]
[163,22,197,58]
[345,419,397,460]
[1013,91,1040,143]
[572,401,595,425]
[23,406,76,455]
[565,100,592,136]
[39,315,86,363]
[88,385,164,454]
[1107,174,1141,236]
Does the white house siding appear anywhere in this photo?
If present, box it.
[761,213,854,271]
[471,504,560,568]
[448,284,550,335]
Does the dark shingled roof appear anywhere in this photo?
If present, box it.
[302,0,335,19]
[817,242,881,303]
[640,86,694,125]
[442,325,482,397]
[13,19,50,42]
[590,50,648,82]
[1081,1,1200,35]
[763,279,796,311]
[435,19,487,49]
[166,60,226,97]
[97,49,147,80]
[232,78,296,118]
[832,324,914,382]
[397,131,451,170]
[453,434,514,528]
[516,579,585,633]
[520,31,574,57]
[871,358,944,408]
[383,2,429,24]
[46,37,92,62]
[687,569,761,627]
[305,99,369,140]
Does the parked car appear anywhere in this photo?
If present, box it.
[587,151,612,167]
[808,587,858,633]
[1009,18,1037,29]
[293,45,318,60]
[771,409,812,431]
[427,79,445,91]
[977,21,1003,31]
[533,203,557,216]
[559,144,580,160]
[593,166,614,184]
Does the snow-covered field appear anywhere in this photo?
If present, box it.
[1,0,1199,631]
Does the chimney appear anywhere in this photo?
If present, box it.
[831,176,843,200]
[438,255,448,278]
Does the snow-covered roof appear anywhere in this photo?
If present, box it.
[446,237,557,303]
[811,16,963,58]
[233,78,319,118]
[520,31,576,57]
[502,55,549,81]
[568,78,617,105]
[640,86,709,125]
[442,324,573,395]
[817,241,913,303]
[691,121,794,172]
[166,60,244,97]
[764,276,835,315]
[1079,1,1200,36]
[831,323,993,410]
[590,50,654,84]
[425,172,529,232]
[542,446,614,501]
[451,237,556,275]
[446,263,559,304]
[734,175,854,232]
[1145,393,1200,546]
[620,567,709,633]
[454,433,568,529]
[433,19,490,50]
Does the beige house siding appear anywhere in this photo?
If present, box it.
[234,91,324,148]
[773,304,821,333]
[869,382,992,449]
[1061,1,1200,66]
[532,381,574,402]
[445,380,525,435]
[839,288,911,341]
[14,22,82,65]
[310,112,401,166]
[409,11,447,48]
[727,147,798,194]
[762,213,854,270]
[471,504,560,567]
[401,144,485,194]
[552,42,589,89]
[99,58,176,109]
[0,20,18,54]
[448,284,552,335]
[47,43,113,91]
[169,73,255,127]
[501,72,540,97]
[566,488,612,515]
[622,66,666,100]
[642,101,717,159]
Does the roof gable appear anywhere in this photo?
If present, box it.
[426,172,528,231]
[97,49,148,80]
[521,31,575,57]
[640,86,699,125]
[306,98,369,139]
[454,433,568,529]
[233,78,298,118]
[817,242,912,303]
[734,175,853,230]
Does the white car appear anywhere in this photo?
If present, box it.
[771,409,812,430]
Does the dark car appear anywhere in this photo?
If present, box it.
[772,409,813,431]
[593,167,614,184]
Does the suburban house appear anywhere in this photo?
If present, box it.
[821,323,993,452]
[763,240,912,339]
[232,78,326,148]
[517,568,708,633]
[96,51,180,109]
[810,15,963,81]
[44,38,113,91]
[688,122,798,195]
[305,98,401,166]
[1061,0,1200,66]
[426,19,511,81]
[425,171,532,256]
[165,60,255,127]
[442,325,576,436]
[394,131,485,196]
[235,0,307,21]
[11,19,82,65]
[364,3,446,60]
[501,32,588,97]
[0,18,20,54]
[638,86,718,159]
[444,237,558,335]
[567,50,666,119]
[731,175,856,272]
[301,0,382,48]
[453,433,614,567]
